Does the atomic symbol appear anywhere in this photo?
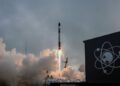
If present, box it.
[94,41,120,75]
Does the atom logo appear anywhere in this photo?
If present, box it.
[94,41,120,75]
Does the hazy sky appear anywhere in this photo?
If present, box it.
[0,0,120,69]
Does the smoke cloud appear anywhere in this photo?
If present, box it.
[0,38,85,86]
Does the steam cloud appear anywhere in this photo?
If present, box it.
[0,38,85,86]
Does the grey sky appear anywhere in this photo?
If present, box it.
[0,0,120,69]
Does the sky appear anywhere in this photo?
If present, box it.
[0,0,120,69]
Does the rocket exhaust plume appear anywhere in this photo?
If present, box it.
[58,49,62,71]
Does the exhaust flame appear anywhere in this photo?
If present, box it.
[58,49,62,71]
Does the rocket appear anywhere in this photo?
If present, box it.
[58,22,61,50]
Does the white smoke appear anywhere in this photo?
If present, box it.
[50,66,85,81]
[0,38,85,86]
[62,66,85,80]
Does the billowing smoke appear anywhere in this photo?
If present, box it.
[50,66,85,81]
[0,38,85,86]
